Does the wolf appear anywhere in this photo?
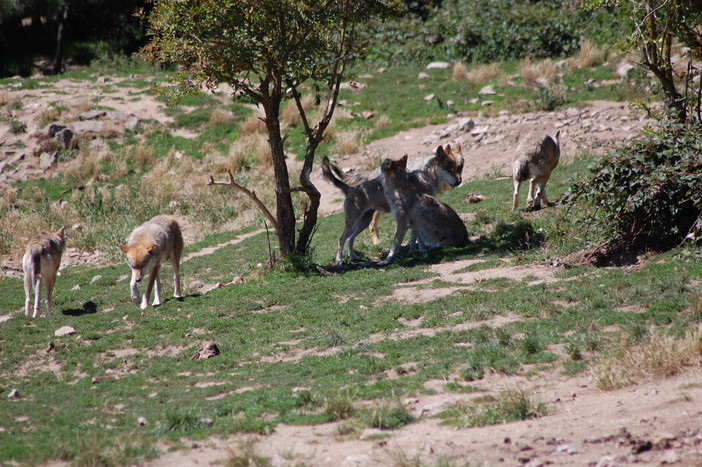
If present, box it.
[379,155,469,265]
[23,227,66,317]
[512,131,561,211]
[119,215,184,310]
[322,144,463,265]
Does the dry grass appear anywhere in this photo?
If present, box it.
[375,114,391,130]
[569,39,609,70]
[466,63,502,86]
[519,58,559,87]
[0,91,21,109]
[281,94,316,129]
[332,129,364,156]
[240,113,267,135]
[134,145,156,169]
[452,62,469,81]
[225,133,271,173]
[74,97,94,115]
[594,326,702,391]
[209,108,234,126]
[63,150,101,186]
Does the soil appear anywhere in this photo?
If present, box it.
[4,76,702,466]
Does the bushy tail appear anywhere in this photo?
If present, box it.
[24,252,41,289]
[512,158,530,183]
[321,157,350,194]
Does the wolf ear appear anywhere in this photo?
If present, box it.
[119,244,129,254]
[56,226,66,238]
[435,145,447,159]
[399,154,408,168]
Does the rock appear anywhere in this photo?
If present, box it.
[79,110,106,121]
[457,118,475,132]
[40,151,58,170]
[426,61,452,69]
[418,72,430,79]
[555,59,569,69]
[470,125,490,136]
[90,275,102,284]
[124,116,140,131]
[96,76,107,85]
[137,416,148,426]
[55,326,76,337]
[8,389,21,399]
[423,94,435,102]
[481,100,494,107]
[55,128,76,150]
[46,124,67,137]
[661,450,680,464]
[192,342,220,360]
[479,85,496,95]
[72,121,103,133]
[617,62,635,79]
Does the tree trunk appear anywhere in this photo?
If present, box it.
[262,99,296,257]
[52,6,69,75]
[296,141,321,254]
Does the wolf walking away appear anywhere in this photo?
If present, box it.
[23,227,66,317]
[512,131,561,211]
[119,216,184,310]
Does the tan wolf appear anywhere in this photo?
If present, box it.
[379,155,469,265]
[23,227,66,317]
[512,131,561,211]
[119,216,184,310]
[322,144,463,265]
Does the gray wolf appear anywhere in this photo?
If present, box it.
[512,131,561,211]
[322,144,463,265]
[379,155,469,265]
[23,227,66,317]
[119,216,184,309]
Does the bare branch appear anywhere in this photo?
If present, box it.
[208,172,279,232]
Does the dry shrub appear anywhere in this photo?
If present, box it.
[63,150,101,186]
[375,114,391,130]
[452,62,469,81]
[281,94,316,129]
[569,39,608,70]
[226,133,271,172]
[134,145,156,169]
[75,98,94,114]
[332,129,364,156]
[239,113,267,135]
[594,326,702,391]
[0,91,20,109]
[466,63,502,86]
[209,108,234,126]
[38,107,60,128]
[519,58,559,87]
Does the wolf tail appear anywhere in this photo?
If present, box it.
[24,252,41,289]
[321,157,350,195]
[512,158,530,183]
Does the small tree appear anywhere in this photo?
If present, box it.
[141,0,397,259]
[586,0,702,122]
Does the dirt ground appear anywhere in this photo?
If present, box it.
[4,77,702,466]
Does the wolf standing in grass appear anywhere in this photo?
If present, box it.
[512,130,561,211]
[23,227,66,317]
[119,216,183,310]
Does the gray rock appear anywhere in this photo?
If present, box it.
[79,110,106,121]
[124,116,140,131]
[39,151,58,170]
[418,72,430,79]
[55,326,76,337]
[479,85,496,95]
[8,389,21,399]
[457,118,475,132]
[55,128,76,150]
[91,275,102,284]
[46,124,67,137]
[71,284,81,291]
[72,121,103,133]
[426,61,452,69]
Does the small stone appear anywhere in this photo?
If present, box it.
[79,110,106,121]
[661,450,680,464]
[137,416,148,426]
[125,116,140,131]
[91,275,102,283]
[39,151,58,170]
[423,94,435,102]
[426,61,451,69]
[418,72,430,79]
[192,342,220,360]
[479,85,496,95]
[8,389,21,399]
[55,326,76,337]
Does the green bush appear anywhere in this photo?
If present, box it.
[366,0,624,65]
[564,120,702,251]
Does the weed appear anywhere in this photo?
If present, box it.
[365,401,415,429]
[9,119,27,133]
[324,392,357,421]
[440,390,547,428]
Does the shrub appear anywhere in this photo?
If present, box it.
[564,119,702,251]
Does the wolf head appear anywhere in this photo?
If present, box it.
[119,243,157,283]
[380,154,408,178]
[434,144,464,188]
